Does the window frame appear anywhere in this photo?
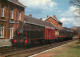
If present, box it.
[0,25,4,38]
[1,6,4,17]
[9,27,14,39]
[10,9,14,19]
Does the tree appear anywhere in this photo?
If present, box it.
[70,0,80,42]
[73,30,78,36]
[70,0,80,18]
[78,32,80,42]
[70,0,80,6]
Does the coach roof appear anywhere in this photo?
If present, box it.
[24,15,57,29]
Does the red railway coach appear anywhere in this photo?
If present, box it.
[44,27,55,42]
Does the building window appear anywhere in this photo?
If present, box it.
[0,25,4,38]
[9,27,14,39]
[18,11,21,20]
[10,9,13,19]
[1,6,4,17]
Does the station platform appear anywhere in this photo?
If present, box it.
[0,39,11,47]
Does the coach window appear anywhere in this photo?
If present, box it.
[0,25,4,38]
[1,6,4,17]
[10,9,13,19]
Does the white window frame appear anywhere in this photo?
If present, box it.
[0,25,4,38]
[10,9,14,19]
[9,27,14,39]
[1,6,4,17]
[18,11,21,20]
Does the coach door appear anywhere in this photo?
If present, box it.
[9,27,14,39]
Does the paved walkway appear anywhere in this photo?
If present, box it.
[0,39,11,47]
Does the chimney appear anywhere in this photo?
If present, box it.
[40,18,42,20]
[47,15,49,18]
[29,14,32,17]
[53,15,56,19]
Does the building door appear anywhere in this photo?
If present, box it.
[9,27,14,39]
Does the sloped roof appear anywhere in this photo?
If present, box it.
[8,0,25,7]
[24,15,57,29]
[45,16,62,24]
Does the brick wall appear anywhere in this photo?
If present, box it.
[0,1,24,39]
[45,16,62,30]
[46,17,58,28]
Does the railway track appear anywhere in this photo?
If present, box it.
[0,47,15,52]
[0,47,27,56]
[0,38,78,57]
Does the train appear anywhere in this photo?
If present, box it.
[11,15,73,47]
[57,27,73,41]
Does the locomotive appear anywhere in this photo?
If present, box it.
[11,15,73,46]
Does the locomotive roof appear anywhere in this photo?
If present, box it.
[24,15,57,29]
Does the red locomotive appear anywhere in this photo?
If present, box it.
[11,15,73,47]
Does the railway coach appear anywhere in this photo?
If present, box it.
[11,15,56,46]
[57,27,73,41]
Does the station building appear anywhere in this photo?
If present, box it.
[45,15,63,36]
[0,0,25,41]
[45,15,62,30]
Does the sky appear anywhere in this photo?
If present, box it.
[19,0,80,28]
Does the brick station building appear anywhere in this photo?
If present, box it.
[0,0,25,41]
[45,15,62,36]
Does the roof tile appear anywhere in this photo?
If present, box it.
[24,15,57,29]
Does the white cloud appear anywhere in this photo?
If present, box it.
[19,0,57,10]
[60,6,80,27]
[70,6,79,16]
[61,6,79,17]
[60,17,80,27]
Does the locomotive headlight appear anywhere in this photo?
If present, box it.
[24,40,27,43]
[18,32,19,35]
[14,40,16,43]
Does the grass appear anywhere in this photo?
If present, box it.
[34,41,80,57]
[52,41,80,57]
